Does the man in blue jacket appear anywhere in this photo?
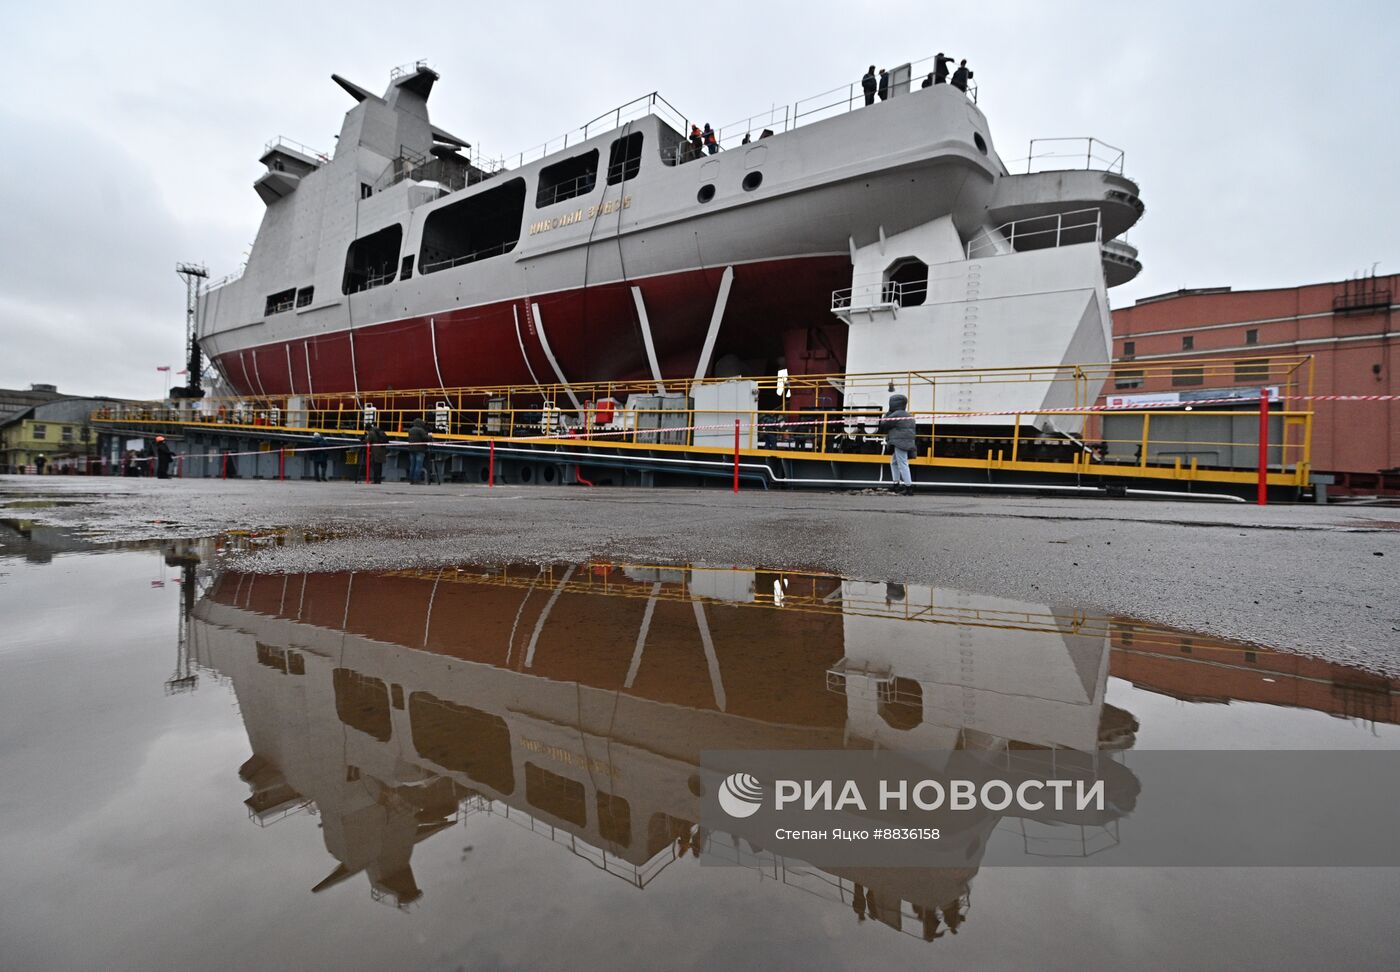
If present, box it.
[878,394,916,495]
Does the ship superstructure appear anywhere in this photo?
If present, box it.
[197,58,1143,428]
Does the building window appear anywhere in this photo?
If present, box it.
[419,178,526,274]
[342,224,403,294]
[1115,369,1144,389]
[607,132,644,185]
[1235,358,1270,382]
[1181,335,1194,351]
[535,149,598,208]
[264,288,296,316]
[61,426,75,443]
[32,424,46,440]
[1122,340,1135,357]
[1245,328,1258,345]
[1171,367,1204,387]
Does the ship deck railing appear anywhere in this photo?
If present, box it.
[965,207,1103,259]
[92,357,1318,492]
[999,137,1126,176]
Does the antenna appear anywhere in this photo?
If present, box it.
[174,262,209,398]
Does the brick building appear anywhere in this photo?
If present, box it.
[1102,273,1398,488]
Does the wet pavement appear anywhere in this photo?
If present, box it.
[3,476,1398,669]
[1,532,1398,970]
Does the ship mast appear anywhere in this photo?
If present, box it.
[173,262,209,398]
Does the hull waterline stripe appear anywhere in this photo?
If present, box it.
[512,304,544,387]
[630,286,667,394]
[531,302,584,413]
[429,317,448,397]
[693,600,727,712]
[694,266,734,381]
[525,564,577,668]
[624,583,662,689]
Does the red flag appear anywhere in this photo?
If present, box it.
[156,366,171,372]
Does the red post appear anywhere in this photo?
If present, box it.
[221,452,228,480]
[733,419,740,493]
[488,439,495,487]
[364,443,371,484]
[1257,388,1269,506]
[278,447,285,481]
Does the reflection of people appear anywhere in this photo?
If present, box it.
[852,883,867,922]
[885,582,906,605]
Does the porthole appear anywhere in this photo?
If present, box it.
[520,465,533,483]
[697,183,716,203]
[742,171,763,192]
[543,465,557,483]
[973,132,987,154]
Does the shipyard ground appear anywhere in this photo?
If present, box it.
[3,475,1397,673]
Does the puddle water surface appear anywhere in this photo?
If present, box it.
[1,547,1396,970]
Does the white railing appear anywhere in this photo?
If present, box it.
[263,135,330,164]
[390,59,432,81]
[832,278,920,313]
[966,207,1103,259]
[1008,137,1125,175]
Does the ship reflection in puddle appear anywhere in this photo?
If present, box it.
[186,563,1399,941]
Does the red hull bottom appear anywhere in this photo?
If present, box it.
[213,256,851,398]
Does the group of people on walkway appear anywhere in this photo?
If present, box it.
[863,54,974,105]
[361,418,436,485]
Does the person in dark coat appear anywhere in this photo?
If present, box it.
[155,436,174,479]
[311,432,329,482]
[364,423,388,484]
[702,123,718,155]
[877,68,889,101]
[934,52,953,84]
[921,73,933,88]
[877,393,916,494]
[951,59,973,93]
[407,418,432,484]
[861,65,878,106]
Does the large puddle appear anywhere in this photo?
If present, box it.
[1,536,1397,970]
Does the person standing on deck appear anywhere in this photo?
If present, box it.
[862,66,878,106]
[934,52,953,84]
[952,59,973,93]
[877,68,890,101]
[878,394,916,495]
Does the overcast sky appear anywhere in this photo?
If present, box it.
[1,0,1396,399]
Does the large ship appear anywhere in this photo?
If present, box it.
[196,58,1143,418]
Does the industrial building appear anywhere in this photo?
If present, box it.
[1102,272,1397,493]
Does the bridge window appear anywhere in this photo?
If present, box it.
[333,668,392,741]
[409,692,515,795]
[420,177,526,274]
[607,132,643,184]
[342,224,402,295]
[525,762,587,827]
[264,288,296,316]
[536,150,598,208]
[295,286,314,308]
